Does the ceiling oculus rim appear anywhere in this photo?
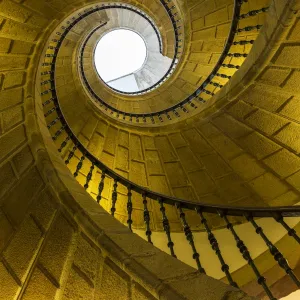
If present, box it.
[94,28,148,93]
[79,4,182,96]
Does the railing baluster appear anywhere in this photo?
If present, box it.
[143,193,152,244]
[274,214,300,244]
[127,186,133,231]
[58,136,70,152]
[74,155,85,177]
[65,144,77,165]
[97,170,106,203]
[246,214,300,288]
[220,212,276,300]
[52,125,65,140]
[111,179,118,216]
[197,208,237,287]
[159,199,176,257]
[84,163,94,190]
[176,203,205,274]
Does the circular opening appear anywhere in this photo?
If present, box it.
[94,29,147,93]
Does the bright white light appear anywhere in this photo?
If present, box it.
[94,29,147,83]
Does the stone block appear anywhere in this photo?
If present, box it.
[130,134,144,161]
[280,97,300,122]
[149,175,170,195]
[192,18,204,31]
[118,130,129,148]
[3,71,25,89]
[217,22,231,38]
[189,52,211,63]
[22,267,57,300]
[73,234,100,284]
[258,67,291,87]
[269,191,300,207]
[227,101,256,120]
[130,161,147,186]
[173,186,197,201]
[0,0,31,23]
[205,7,228,26]
[189,170,216,196]
[245,109,287,136]
[0,162,16,199]
[248,173,289,201]
[239,132,281,160]
[116,146,129,171]
[39,214,74,284]
[215,173,252,202]
[166,275,250,300]
[132,281,156,300]
[103,126,117,155]
[1,19,40,42]
[191,0,215,20]
[209,134,243,160]
[213,113,252,139]
[241,86,290,113]
[10,40,33,54]
[0,211,14,251]
[3,166,43,225]
[197,122,220,138]
[12,145,34,175]
[176,146,202,172]
[4,216,42,282]
[143,136,155,149]
[229,154,265,181]
[201,153,232,178]
[164,162,188,187]
[155,136,177,162]
[0,37,11,53]
[263,149,300,177]
[81,116,97,140]
[2,105,24,132]
[99,151,115,169]
[0,261,20,300]
[286,170,300,191]
[182,128,212,157]
[0,55,28,71]
[274,123,300,153]
[168,133,186,148]
[0,87,23,111]
[274,44,300,67]
[99,258,129,300]
[30,188,56,230]
[145,150,163,174]
[62,265,94,300]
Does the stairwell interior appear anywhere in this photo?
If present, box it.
[0,0,300,299]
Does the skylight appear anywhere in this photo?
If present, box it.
[94,29,147,92]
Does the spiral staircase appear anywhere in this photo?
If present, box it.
[0,0,300,299]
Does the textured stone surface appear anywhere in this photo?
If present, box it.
[0,1,299,300]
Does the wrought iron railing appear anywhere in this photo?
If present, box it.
[40,1,300,299]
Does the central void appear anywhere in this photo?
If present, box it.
[94,29,147,93]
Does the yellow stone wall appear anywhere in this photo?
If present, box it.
[1,0,300,299]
